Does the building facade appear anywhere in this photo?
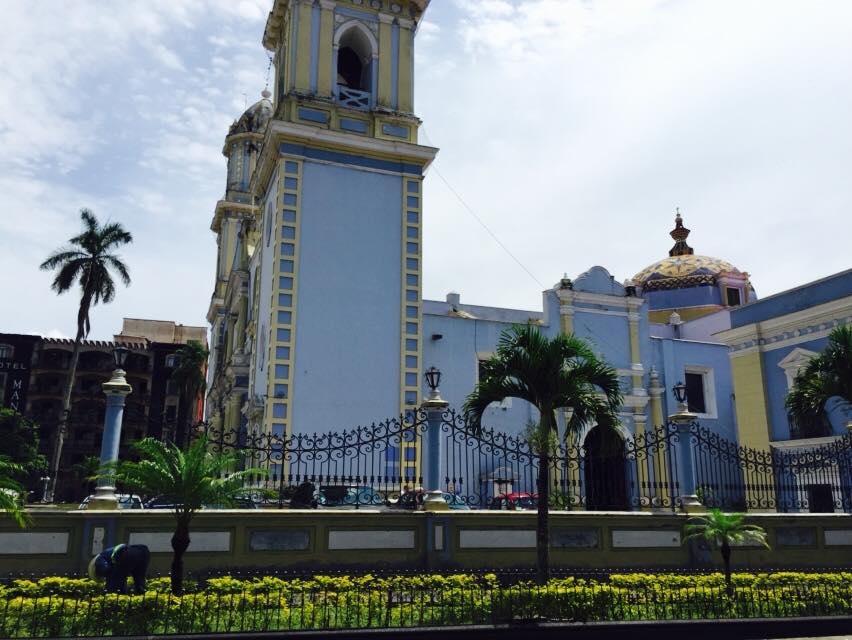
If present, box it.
[0,319,206,502]
[205,1,850,511]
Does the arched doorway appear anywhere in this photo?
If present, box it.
[583,426,628,510]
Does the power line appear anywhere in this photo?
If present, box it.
[421,127,546,290]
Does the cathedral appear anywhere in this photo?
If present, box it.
[205,0,852,483]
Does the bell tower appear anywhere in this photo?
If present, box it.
[246,0,437,441]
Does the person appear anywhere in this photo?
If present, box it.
[289,481,317,508]
[88,543,150,594]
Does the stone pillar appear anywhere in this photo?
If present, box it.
[672,418,702,512]
[88,369,133,510]
[422,392,449,512]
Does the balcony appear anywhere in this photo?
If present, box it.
[337,85,371,110]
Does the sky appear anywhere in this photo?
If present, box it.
[1,0,851,341]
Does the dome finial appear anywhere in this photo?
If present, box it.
[261,88,271,99]
[668,207,694,257]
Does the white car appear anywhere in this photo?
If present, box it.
[78,494,144,510]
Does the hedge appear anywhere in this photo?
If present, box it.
[1,572,849,637]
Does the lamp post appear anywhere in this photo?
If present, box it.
[421,367,449,512]
[39,475,51,503]
[667,381,701,511]
[87,346,133,510]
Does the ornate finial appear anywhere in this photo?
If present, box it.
[559,273,573,290]
[668,208,694,257]
[261,88,272,99]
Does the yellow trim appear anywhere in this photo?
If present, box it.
[317,4,334,96]
[648,307,722,324]
[731,351,772,451]
[397,26,413,113]
[628,317,641,391]
[633,415,651,511]
[378,20,392,107]
[264,158,303,446]
[295,3,313,92]
[400,175,422,483]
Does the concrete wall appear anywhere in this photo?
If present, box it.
[3,509,851,577]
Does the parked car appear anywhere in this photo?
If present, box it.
[144,495,258,509]
[488,492,537,511]
[78,494,144,510]
[390,490,470,511]
[316,485,385,508]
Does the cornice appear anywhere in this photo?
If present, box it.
[718,295,852,354]
[210,199,258,233]
[252,118,438,196]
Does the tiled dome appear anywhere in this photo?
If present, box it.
[227,90,273,137]
[633,213,746,292]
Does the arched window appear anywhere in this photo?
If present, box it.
[0,344,13,359]
[335,22,376,109]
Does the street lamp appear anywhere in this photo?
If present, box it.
[669,381,696,423]
[668,381,700,511]
[86,345,133,510]
[112,346,130,370]
[421,367,449,512]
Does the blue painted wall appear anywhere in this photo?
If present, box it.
[422,313,539,435]
[291,162,402,432]
[761,336,829,440]
[645,285,722,310]
[730,269,852,328]
[650,337,737,440]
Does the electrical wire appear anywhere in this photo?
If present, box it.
[421,127,547,290]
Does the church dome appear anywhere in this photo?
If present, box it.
[632,212,754,322]
[633,212,744,291]
[227,90,273,137]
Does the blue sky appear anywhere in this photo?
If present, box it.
[1,0,851,340]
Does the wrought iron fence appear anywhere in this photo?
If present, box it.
[438,410,680,511]
[2,577,851,637]
[198,409,852,514]
[201,412,427,508]
[690,423,852,513]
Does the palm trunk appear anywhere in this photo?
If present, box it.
[535,409,554,585]
[170,522,191,595]
[536,447,550,585]
[721,540,732,596]
[47,329,83,502]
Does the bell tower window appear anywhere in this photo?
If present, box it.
[335,22,377,110]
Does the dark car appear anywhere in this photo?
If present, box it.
[316,485,385,508]
[489,492,538,511]
[390,490,470,510]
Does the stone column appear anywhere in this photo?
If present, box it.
[421,393,449,512]
[670,409,701,512]
[88,369,133,510]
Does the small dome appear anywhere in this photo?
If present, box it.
[228,93,273,137]
[633,211,745,292]
[634,254,742,291]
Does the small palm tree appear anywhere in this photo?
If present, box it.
[40,209,132,501]
[464,324,622,584]
[170,341,209,446]
[786,324,851,435]
[683,509,769,595]
[0,457,31,528]
[108,436,258,594]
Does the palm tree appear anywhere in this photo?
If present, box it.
[0,457,31,528]
[786,324,852,436]
[463,324,622,584]
[109,436,258,594]
[683,509,769,596]
[170,341,209,446]
[40,209,132,502]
